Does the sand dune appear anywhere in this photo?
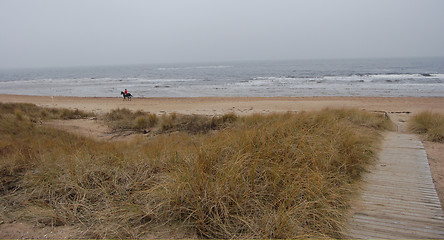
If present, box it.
[1,94,444,238]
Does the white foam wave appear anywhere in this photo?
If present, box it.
[323,73,444,82]
[235,73,444,86]
[157,65,232,71]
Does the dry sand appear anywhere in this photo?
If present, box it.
[2,94,444,116]
[1,94,443,238]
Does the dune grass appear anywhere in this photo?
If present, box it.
[0,103,393,238]
[103,108,237,134]
[409,111,444,142]
[0,102,93,122]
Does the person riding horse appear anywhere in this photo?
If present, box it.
[121,89,132,101]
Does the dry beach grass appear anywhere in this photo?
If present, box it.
[0,102,395,238]
[409,111,444,142]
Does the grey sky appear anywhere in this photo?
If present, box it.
[1,0,444,68]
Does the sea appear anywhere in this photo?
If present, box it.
[1,57,443,98]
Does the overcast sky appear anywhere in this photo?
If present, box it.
[1,0,444,69]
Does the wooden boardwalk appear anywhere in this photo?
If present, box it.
[344,132,444,239]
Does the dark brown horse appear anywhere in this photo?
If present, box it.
[121,91,132,101]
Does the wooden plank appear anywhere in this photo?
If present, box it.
[352,214,444,233]
[361,195,443,209]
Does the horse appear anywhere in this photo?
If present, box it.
[121,91,133,101]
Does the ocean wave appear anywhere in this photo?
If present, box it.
[157,65,232,71]
[237,73,444,86]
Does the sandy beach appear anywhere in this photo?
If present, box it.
[1,94,444,116]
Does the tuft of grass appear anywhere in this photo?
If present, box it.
[134,115,158,129]
[103,108,155,132]
[0,105,393,238]
[0,102,93,121]
[158,112,239,134]
[14,109,25,121]
[409,111,444,142]
[105,109,238,134]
